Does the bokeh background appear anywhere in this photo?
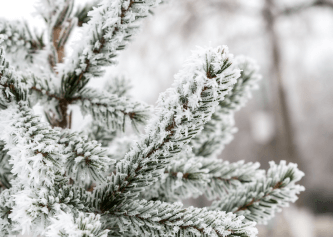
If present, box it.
[1,0,333,236]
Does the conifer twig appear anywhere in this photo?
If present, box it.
[211,161,305,224]
[92,45,240,214]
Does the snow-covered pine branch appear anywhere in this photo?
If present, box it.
[0,41,60,104]
[0,47,30,109]
[29,73,62,105]
[85,121,118,147]
[60,0,162,98]
[0,76,112,233]
[210,161,305,224]
[59,130,114,184]
[70,87,150,132]
[75,0,101,27]
[0,102,106,235]
[80,75,134,146]
[0,142,12,190]
[0,187,17,236]
[191,56,262,157]
[202,159,264,200]
[0,102,63,188]
[1,181,93,236]
[37,0,77,69]
[107,135,136,164]
[0,102,64,235]
[142,151,264,202]
[0,19,45,65]
[105,199,258,237]
[92,45,240,214]
[104,74,132,98]
[46,211,109,237]
[0,47,53,109]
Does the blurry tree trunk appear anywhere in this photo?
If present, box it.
[263,0,303,171]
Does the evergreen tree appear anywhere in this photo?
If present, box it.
[0,0,304,236]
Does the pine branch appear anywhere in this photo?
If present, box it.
[35,0,79,128]
[105,74,132,98]
[46,211,109,237]
[0,47,62,111]
[281,0,333,16]
[203,159,263,200]
[30,82,73,128]
[81,75,134,146]
[92,45,240,214]
[190,56,261,157]
[141,152,212,202]
[190,113,236,158]
[0,101,106,235]
[0,19,45,64]
[0,47,31,109]
[219,56,261,111]
[70,87,150,132]
[0,44,63,108]
[85,121,118,147]
[105,199,257,237]
[0,187,19,236]
[0,142,12,190]
[211,161,305,224]
[0,102,63,188]
[143,151,264,201]
[0,58,67,127]
[59,130,115,184]
[37,0,76,69]
[0,160,93,235]
[75,0,101,27]
[107,135,136,173]
[3,183,93,236]
[59,0,163,98]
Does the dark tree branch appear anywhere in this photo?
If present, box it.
[280,0,333,16]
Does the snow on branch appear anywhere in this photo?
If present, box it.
[4,183,93,236]
[211,161,305,224]
[75,0,102,27]
[0,48,62,111]
[0,45,64,109]
[219,56,261,111]
[59,130,115,184]
[0,187,17,236]
[107,199,258,237]
[85,121,118,147]
[0,19,45,64]
[0,48,31,109]
[0,151,93,236]
[0,102,63,188]
[191,56,262,157]
[107,135,136,163]
[92,45,240,214]
[39,0,77,69]
[203,159,264,200]
[59,0,162,97]
[70,87,151,132]
[104,74,132,98]
[143,151,264,201]
[0,142,12,190]
[0,99,110,235]
[46,211,109,237]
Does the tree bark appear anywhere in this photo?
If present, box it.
[263,0,302,167]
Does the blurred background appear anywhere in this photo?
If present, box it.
[1,0,333,236]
